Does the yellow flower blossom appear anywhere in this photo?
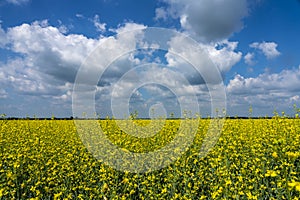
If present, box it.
[0,118,299,199]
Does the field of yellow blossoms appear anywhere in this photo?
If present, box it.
[0,117,299,199]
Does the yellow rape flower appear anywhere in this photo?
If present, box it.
[225,179,232,185]
[288,181,300,192]
[0,188,5,198]
[54,192,63,200]
[161,188,167,194]
[265,170,278,177]
[271,152,278,158]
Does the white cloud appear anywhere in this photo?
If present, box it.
[58,25,68,34]
[5,20,150,114]
[1,20,152,117]
[76,14,85,19]
[250,41,280,59]
[290,95,300,102]
[6,0,29,5]
[2,17,290,118]
[227,66,300,115]
[53,90,72,101]
[108,63,202,118]
[57,20,68,34]
[155,8,168,21]
[227,67,300,95]
[244,52,255,65]
[208,40,242,72]
[93,15,106,32]
[0,20,100,100]
[158,0,249,42]
[7,20,97,61]
[165,36,242,84]
[113,23,146,34]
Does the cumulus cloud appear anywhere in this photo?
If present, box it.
[157,0,249,42]
[250,41,281,59]
[0,20,100,101]
[2,20,148,94]
[227,66,300,115]
[165,36,242,84]
[244,52,255,65]
[1,16,289,118]
[208,40,242,72]
[108,63,202,118]
[0,20,154,117]
[227,67,300,95]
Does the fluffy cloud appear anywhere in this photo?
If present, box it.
[157,0,248,42]
[250,41,281,59]
[0,20,99,101]
[208,41,242,72]
[227,67,300,96]
[227,66,300,115]
[1,20,239,117]
[0,17,293,118]
[0,21,152,117]
[7,20,97,63]
[108,63,205,118]
[165,36,242,84]
[244,52,255,65]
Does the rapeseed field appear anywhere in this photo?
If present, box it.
[0,118,299,199]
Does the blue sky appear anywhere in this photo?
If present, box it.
[0,0,300,118]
